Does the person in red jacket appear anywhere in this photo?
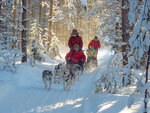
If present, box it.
[87,36,101,67]
[66,44,86,69]
[68,29,83,51]
[88,36,101,53]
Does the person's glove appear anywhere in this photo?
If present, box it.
[91,46,94,49]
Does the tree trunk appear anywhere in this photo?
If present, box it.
[11,0,17,49]
[48,0,54,50]
[27,0,31,37]
[87,5,92,45]
[0,0,2,30]
[16,0,22,49]
[55,0,60,39]
[28,0,31,20]
[0,0,1,11]
[0,0,7,49]
[87,18,90,45]
[114,0,122,53]
[13,0,17,36]
[122,0,130,85]
[122,0,130,65]
[39,0,42,25]
[32,1,35,18]
[21,0,28,62]
[42,0,47,47]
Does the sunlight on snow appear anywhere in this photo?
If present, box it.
[139,72,143,76]
[73,104,82,108]
[29,98,84,112]
[41,62,56,66]
[15,61,22,64]
[98,48,113,58]
[97,101,117,113]
[119,103,142,113]
[65,98,83,105]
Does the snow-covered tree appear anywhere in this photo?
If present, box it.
[29,39,44,65]
[48,36,61,59]
[0,0,14,50]
[29,19,48,53]
[86,0,126,94]
[29,19,44,64]
[48,0,54,48]
[128,0,150,110]
[95,52,123,94]
[0,0,22,71]
[30,19,43,44]
[13,0,22,49]
[128,0,150,71]
[85,0,122,47]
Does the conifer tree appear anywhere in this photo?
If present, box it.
[48,36,61,59]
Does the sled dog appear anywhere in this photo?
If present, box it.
[62,68,72,91]
[63,64,83,91]
[85,57,98,72]
[42,70,53,90]
[54,62,66,83]
[70,64,83,81]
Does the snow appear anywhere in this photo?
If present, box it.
[0,48,150,113]
[79,0,88,7]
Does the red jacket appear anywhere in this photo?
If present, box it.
[88,40,101,50]
[68,36,83,49]
[65,51,86,64]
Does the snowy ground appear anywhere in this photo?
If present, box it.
[0,48,149,113]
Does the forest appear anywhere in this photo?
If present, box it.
[0,0,150,113]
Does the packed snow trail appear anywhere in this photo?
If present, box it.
[0,48,149,113]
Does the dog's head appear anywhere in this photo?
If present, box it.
[43,70,53,75]
[42,70,53,80]
[64,69,70,75]
[71,64,82,75]
[48,71,53,76]
[55,62,66,70]
[55,65,59,70]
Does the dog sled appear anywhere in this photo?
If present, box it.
[85,49,98,72]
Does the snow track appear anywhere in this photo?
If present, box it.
[0,48,149,113]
